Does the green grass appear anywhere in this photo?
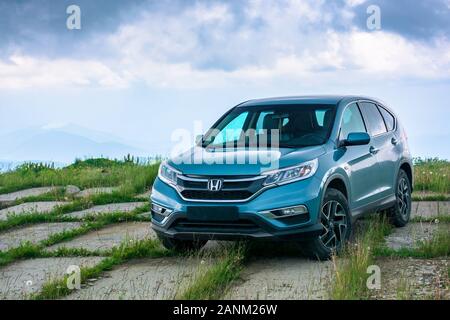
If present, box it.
[0,207,151,267]
[0,158,159,196]
[413,158,450,194]
[0,242,42,266]
[373,227,450,259]
[411,215,450,223]
[412,194,449,201]
[176,244,246,300]
[31,238,172,300]
[0,192,149,232]
[330,216,392,300]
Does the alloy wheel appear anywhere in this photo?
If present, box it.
[319,200,348,251]
[397,177,410,219]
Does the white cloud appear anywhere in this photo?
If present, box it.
[0,0,449,90]
[0,55,127,89]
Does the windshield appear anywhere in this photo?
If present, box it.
[202,104,336,149]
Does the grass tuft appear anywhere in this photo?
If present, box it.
[330,216,392,300]
[176,243,246,300]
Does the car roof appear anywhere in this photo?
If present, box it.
[238,95,381,107]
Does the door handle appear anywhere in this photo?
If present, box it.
[369,146,379,155]
[391,137,398,145]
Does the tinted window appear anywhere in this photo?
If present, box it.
[340,103,366,140]
[378,106,395,131]
[359,102,387,136]
[203,104,336,148]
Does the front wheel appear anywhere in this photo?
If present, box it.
[302,188,352,260]
[157,234,207,252]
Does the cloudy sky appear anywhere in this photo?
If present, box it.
[0,0,449,160]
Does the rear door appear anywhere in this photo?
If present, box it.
[358,102,396,199]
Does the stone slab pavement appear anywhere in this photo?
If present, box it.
[75,187,119,198]
[64,202,147,219]
[0,222,83,251]
[226,257,331,300]
[47,222,154,252]
[0,201,67,221]
[0,257,104,299]
[64,257,201,300]
[411,201,449,218]
[0,187,60,206]
[385,222,449,250]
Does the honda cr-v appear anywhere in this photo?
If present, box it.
[151,96,413,259]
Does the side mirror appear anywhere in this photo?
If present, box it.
[341,132,370,147]
[195,134,204,146]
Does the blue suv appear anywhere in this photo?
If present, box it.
[151,96,413,259]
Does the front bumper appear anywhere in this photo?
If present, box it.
[150,175,324,241]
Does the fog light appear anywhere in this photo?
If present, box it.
[260,205,308,219]
[151,203,173,217]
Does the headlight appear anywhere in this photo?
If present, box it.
[262,159,318,186]
[158,161,180,185]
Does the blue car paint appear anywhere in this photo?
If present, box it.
[151,95,413,241]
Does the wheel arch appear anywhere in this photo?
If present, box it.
[399,161,413,192]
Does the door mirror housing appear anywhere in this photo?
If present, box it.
[341,132,370,147]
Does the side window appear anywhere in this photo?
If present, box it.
[359,102,387,136]
[255,111,275,134]
[378,106,395,131]
[340,103,366,140]
[315,110,326,126]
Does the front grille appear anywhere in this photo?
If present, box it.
[181,190,253,200]
[177,175,265,201]
[173,219,260,233]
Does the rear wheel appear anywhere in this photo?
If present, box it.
[302,188,352,260]
[157,234,207,252]
[386,169,411,227]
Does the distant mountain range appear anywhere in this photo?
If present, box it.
[0,124,146,165]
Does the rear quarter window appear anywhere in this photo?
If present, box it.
[378,106,395,131]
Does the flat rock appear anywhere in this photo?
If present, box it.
[0,187,59,205]
[0,222,83,251]
[75,187,119,198]
[385,222,449,250]
[64,202,146,219]
[226,257,331,300]
[64,257,200,299]
[438,201,449,215]
[47,222,154,252]
[65,185,81,196]
[0,201,67,221]
[0,257,104,299]
[413,202,438,218]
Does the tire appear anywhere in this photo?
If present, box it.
[302,188,353,260]
[386,169,411,227]
[157,234,207,252]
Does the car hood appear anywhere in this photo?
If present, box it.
[168,145,326,176]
